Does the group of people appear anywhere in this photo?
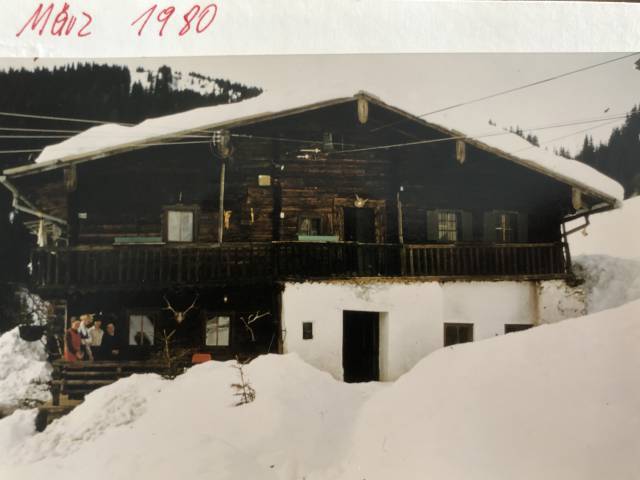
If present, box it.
[64,314,122,362]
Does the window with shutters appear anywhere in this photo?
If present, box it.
[444,323,473,346]
[494,212,518,242]
[164,206,198,243]
[437,211,461,242]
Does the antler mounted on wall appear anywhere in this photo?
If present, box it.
[163,294,199,324]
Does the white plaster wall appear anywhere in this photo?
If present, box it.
[538,280,587,323]
[281,281,444,381]
[282,280,547,382]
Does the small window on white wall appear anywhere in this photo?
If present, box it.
[165,208,196,242]
[205,315,230,346]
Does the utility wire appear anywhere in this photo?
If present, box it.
[0,111,134,126]
[371,52,640,132]
[332,113,629,156]
[0,139,213,155]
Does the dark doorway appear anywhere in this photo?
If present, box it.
[344,207,375,243]
[343,310,380,382]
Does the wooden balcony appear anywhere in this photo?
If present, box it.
[30,241,568,293]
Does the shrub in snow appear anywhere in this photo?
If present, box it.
[231,359,256,406]
[0,327,51,412]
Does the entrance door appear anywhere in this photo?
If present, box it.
[344,207,375,243]
[343,310,379,382]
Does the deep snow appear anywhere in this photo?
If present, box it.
[1,297,639,480]
[0,328,51,412]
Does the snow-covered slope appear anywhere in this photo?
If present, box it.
[0,328,51,412]
[1,296,639,480]
[568,195,640,260]
[338,299,640,480]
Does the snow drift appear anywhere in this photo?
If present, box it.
[1,297,639,480]
[568,195,640,260]
[0,328,51,412]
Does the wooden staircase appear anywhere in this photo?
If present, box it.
[37,360,176,431]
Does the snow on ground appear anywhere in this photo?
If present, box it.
[338,299,640,480]
[0,299,638,479]
[0,355,378,480]
[0,328,51,412]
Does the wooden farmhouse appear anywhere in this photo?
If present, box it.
[1,91,623,387]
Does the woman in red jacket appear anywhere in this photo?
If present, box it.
[64,318,84,362]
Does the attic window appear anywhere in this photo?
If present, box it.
[164,206,197,242]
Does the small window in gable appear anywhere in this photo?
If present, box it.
[164,206,197,242]
[205,315,231,347]
[298,216,321,236]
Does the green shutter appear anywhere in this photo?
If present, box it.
[483,212,496,242]
[426,211,439,241]
[517,213,528,242]
[461,211,473,241]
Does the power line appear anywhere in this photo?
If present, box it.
[0,127,82,134]
[332,113,629,156]
[0,111,134,126]
[371,52,640,132]
[0,139,213,155]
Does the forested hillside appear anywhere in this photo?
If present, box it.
[575,105,640,198]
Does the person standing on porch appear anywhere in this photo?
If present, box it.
[78,314,94,361]
[88,318,104,359]
[100,323,121,360]
[64,319,84,362]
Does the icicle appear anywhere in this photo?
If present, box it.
[37,219,47,247]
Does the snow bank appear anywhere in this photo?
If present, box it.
[0,328,51,411]
[568,195,640,260]
[27,89,623,204]
[338,299,640,480]
[574,254,640,313]
[1,298,639,479]
[0,355,378,480]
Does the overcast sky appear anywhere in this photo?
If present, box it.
[2,53,639,155]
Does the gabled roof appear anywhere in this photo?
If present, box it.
[3,90,624,206]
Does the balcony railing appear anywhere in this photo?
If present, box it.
[30,241,567,292]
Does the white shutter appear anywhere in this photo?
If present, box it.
[167,210,194,242]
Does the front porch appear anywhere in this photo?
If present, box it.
[30,241,569,293]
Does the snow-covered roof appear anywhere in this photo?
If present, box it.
[4,90,624,206]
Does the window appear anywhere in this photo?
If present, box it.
[205,315,230,346]
[128,314,155,346]
[298,216,321,236]
[505,324,533,334]
[444,323,473,347]
[165,208,196,242]
[495,212,518,242]
[437,211,461,242]
[302,322,313,340]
